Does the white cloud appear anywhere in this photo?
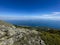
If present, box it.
[0,12,60,20]
[52,12,60,15]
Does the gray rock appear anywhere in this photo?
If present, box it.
[0,20,46,45]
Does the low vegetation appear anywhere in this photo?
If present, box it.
[40,31,60,45]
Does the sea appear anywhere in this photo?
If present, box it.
[5,19,60,29]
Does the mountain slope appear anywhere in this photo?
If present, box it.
[0,20,45,45]
[15,23,60,45]
[0,20,60,45]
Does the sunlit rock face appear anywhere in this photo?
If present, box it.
[0,20,45,45]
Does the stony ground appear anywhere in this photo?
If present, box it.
[0,24,45,45]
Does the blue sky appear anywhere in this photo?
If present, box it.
[0,0,60,20]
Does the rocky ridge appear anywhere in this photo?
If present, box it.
[0,20,45,45]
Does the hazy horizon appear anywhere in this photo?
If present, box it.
[0,0,60,20]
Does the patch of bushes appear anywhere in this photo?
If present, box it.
[40,31,60,45]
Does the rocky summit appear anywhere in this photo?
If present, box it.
[0,20,45,45]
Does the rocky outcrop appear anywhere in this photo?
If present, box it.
[0,21,45,45]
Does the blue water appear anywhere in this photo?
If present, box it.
[5,19,60,29]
